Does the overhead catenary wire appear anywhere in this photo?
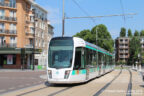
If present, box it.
[72,0,96,23]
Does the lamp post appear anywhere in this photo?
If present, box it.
[62,0,65,37]
[96,26,99,74]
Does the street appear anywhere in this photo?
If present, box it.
[0,70,46,94]
[1,69,144,96]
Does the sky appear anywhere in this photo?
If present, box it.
[36,0,144,39]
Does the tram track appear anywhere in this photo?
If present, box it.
[48,86,74,96]
[93,69,122,96]
[126,69,132,96]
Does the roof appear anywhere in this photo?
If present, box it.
[27,0,48,13]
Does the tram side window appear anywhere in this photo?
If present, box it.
[98,52,102,65]
[85,48,92,67]
[92,51,97,67]
[74,48,84,69]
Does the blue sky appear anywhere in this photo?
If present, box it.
[36,0,144,39]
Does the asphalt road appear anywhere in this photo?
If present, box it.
[0,70,46,94]
[2,69,144,96]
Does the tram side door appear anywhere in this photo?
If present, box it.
[85,49,89,80]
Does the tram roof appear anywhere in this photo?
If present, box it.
[85,41,113,56]
[51,37,113,56]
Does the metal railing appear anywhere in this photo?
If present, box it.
[0,29,17,34]
[0,43,17,48]
[119,50,129,53]
[0,3,16,8]
[25,44,33,48]
[0,16,17,21]
[119,46,129,48]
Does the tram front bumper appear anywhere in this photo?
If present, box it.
[48,79,85,84]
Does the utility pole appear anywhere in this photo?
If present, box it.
[96,26,99,73]
[62,0,65,37]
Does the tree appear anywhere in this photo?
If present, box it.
[128,37,141,65]
[74,24,114,52]
[134,30,139,36]
[73,29,92,41]
[140,30,144,37]
[120,27,126,37]
[127,29,132,37]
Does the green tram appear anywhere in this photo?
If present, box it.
[47,37,115,84]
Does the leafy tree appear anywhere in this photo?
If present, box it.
[74,24,114,52]
[140,30,144,37]
[134,30,139,36]
[128,37,141,65]
[120,27,126,37]
[127,29,132,37]
[73,29,91,41]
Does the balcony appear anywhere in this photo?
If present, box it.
[119,51,129,53]
[25,44,33,48]
[0,43,17,48]
[0,29,17,35]
[119,46,129,49]
[119,41,129,44]
[0,16,17,22]
[119,55,129,58]
[0,3,16,8]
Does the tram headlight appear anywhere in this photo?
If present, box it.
[48,70,52,78]
[64,70,71,79]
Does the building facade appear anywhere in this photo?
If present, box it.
[115,37,130,63]
[0,0,53,69]
[30,2,53,70]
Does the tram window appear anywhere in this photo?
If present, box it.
[74,48,83,69]
[98,52,102,64]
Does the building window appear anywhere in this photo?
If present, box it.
[30,16,34,22]
[30,27,34,33]
[29,39,33,45]
[0,36,5,46]
[0,23,5,29]
[10,37,16,43]
[9,0,16,8]
[10,24,16,33]
[0,9,5,19]
[10,10,16,18]
[0,0,4,4]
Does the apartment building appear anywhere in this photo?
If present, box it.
[30,2,53,69]
[115,37,130,63]
[0,0,53,69]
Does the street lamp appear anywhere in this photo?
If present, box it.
[95,26,99,74]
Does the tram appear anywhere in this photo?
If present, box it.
[47,37,115,84]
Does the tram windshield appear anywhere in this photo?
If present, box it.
[48,38,73,68]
